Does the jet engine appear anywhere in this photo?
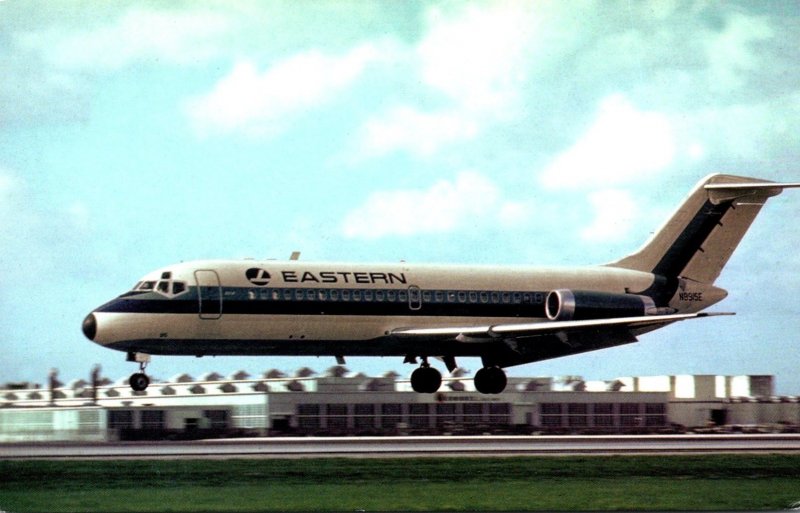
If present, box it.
[545,289,658,321]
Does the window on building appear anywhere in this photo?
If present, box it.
[488,403,510,424]
[463,403,483,424]
[540,403,562,415]
[203,410,229,429]
[436,403,456,426]
[297,404,321,430]
[408,403,429,428]
[381,403,402,429]
[326,404,348,431]
[140,410,165,430]
[354,404,376,431]
[108,410,133,429]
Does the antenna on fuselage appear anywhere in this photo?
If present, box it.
[290,251,301,260]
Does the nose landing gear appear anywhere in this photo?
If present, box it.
[126,352,151,392]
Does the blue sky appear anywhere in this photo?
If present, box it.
[2,1,800,392]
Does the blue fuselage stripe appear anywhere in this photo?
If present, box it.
[96,287,549,318]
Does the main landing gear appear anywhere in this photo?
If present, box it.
[127,352,151,392]
[406,356,508,394]
[410,359,442,394]
[473,366,507,395]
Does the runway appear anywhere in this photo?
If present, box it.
[3,434,800,459]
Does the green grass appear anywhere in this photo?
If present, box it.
[1,455,800,511]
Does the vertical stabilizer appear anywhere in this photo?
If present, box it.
[610,174,799,284]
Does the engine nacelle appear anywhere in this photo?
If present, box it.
[545,289,657,321]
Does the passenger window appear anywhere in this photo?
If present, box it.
[480,292,489,303]
[448,291,457,303]
[352,290,362,301]
[317,290,327,301]
[306,289,316,301]
[364,290,374,302]
[272,290,281,300]
[375,290,385,302]
[513,292,522,304]
[330,289,339,301]
[502,292,511,303]
[341,290,351,301]
[491,292,500,303]
[387,290,397,302]
[457,291,467,303]
[468,291,478,303]
[434,291,444,302]
[422,291,432,302]
[248,291,256,300]
[398,291,407,302]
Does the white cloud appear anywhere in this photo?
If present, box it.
[705,12,773,93]
[540,95,676,189]
[186,43,383,137]
[342,171,526,239]
[580,189,638,243]
[17,7,231,71]
[355,3,541,159]
[417,4,534,112]
[359,106,479,158]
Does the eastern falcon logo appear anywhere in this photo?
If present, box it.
[246,268,271,286]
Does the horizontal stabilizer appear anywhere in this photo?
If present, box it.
[704,181,800,204]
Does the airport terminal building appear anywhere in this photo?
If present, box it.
[0,368,793,442]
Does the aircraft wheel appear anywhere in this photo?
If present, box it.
[474,366,507,394]
[410,366,442,393]
[129,372,150,392]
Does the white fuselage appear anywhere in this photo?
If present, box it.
[84,259,724,360]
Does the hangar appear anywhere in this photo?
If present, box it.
[0,368,793,442]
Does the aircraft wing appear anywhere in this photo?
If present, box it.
[392,312,733,368]
[391,312,733,341]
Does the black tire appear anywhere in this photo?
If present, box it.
[129,372,150,392]
[411,366,442,393]
[474,367,507,394]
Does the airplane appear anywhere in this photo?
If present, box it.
[82,174,799,394]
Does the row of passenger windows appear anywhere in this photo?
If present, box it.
[243,288,545,305]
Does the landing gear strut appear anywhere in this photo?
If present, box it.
[474,366,507,394]
[410,358,442,394]
[126,352,151,392]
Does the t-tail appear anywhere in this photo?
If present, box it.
[609,174,800,312]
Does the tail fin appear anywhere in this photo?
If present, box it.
[610,174,800,284]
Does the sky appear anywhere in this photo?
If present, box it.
[2,0,800,393]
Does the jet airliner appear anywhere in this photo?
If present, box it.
[82,174,799,394]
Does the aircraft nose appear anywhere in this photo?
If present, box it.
[82,313,97,341]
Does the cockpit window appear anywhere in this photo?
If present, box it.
[133,279,186,296]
